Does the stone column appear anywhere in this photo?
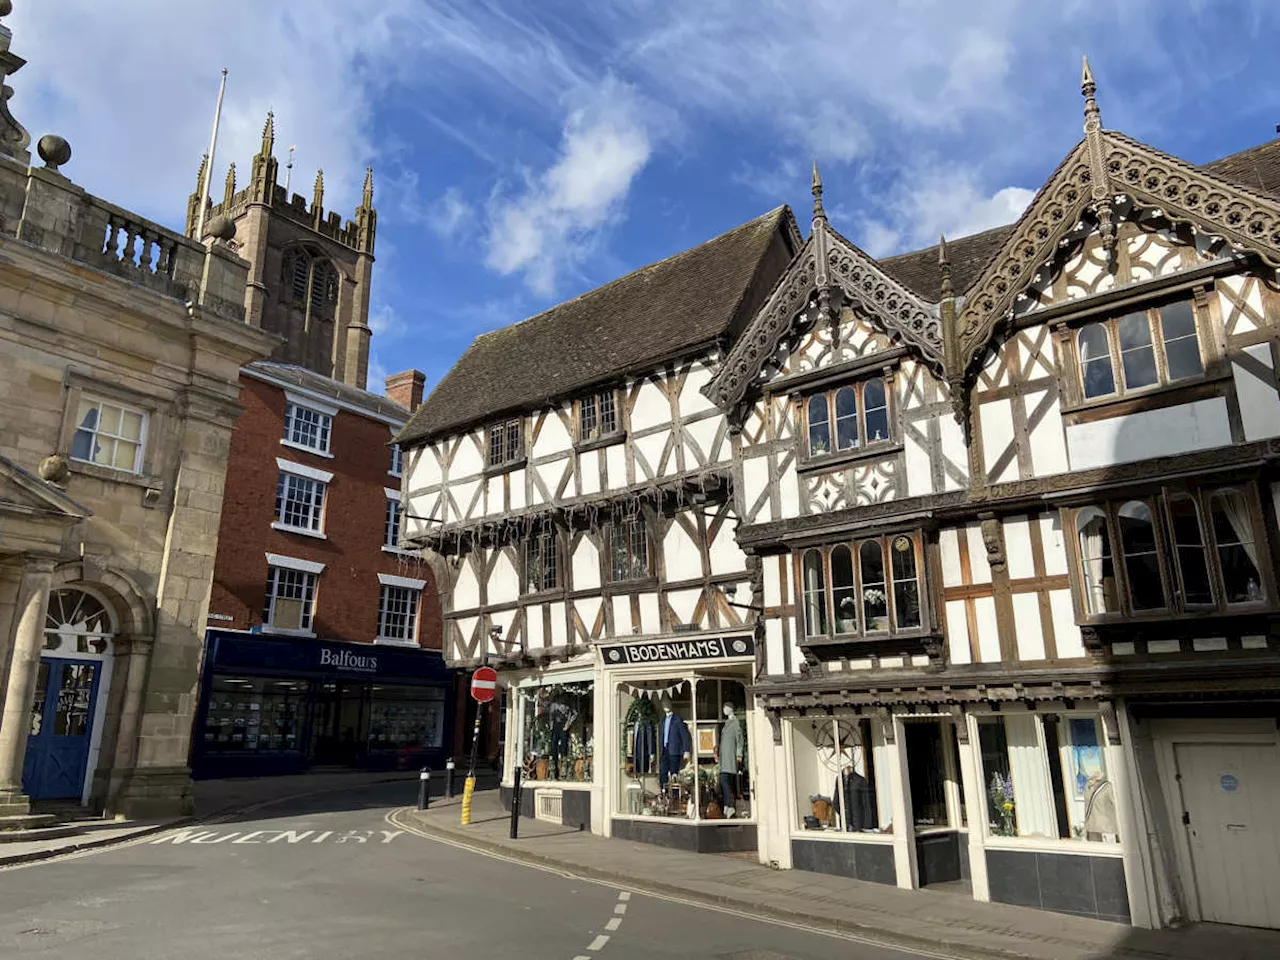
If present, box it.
[0,555,55,815]
[101,634,154,817]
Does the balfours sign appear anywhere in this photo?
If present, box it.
[319,647,378,673]
[601,635,754,665]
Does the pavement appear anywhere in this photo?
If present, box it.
[0,778,934,960]
[397,790,1280,960]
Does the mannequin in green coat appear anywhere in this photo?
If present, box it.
[717,704,744,818]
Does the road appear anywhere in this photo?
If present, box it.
[0,780,941,960]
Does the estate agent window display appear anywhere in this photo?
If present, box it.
[617,676,750,822]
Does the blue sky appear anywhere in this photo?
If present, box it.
[12,1,1280,394]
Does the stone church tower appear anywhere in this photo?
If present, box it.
[186,114,376,389]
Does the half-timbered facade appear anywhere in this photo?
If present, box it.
[401,63,1280,928]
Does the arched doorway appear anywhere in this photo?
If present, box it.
[22,587,115,802]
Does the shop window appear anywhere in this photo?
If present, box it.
[1072,299,1205,401]
[792,717,889,834]
[376,584,419,644]
[519,681,593,783]
[976,713,1119,844]
[283,401,332,454]
[579,388,619,443]
[609,515,649,582]
[201,677,305,754]
[71,397,147,473]
[805,377,893,458]
[366,685,445,758]
[525,528,560,593]
[800,534,926,641]
[275,470,326,534]
[1070,485,1269,620]
[262,565,317,633]
[487,416,524,468]
[617,678,749,820]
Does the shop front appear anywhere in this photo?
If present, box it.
[192,630,455,779]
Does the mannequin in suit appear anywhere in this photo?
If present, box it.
[658,696,690,789]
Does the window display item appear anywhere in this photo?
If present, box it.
[718,703,744,817]
[658,696,691,789]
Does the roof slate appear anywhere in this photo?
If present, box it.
[246,361,408,422]
[399,207,796,444]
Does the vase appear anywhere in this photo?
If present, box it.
[535,758,550,780]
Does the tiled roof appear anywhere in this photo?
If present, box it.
[1201,137,1280,197]
[398,207,797,444]
[246,362,408,422]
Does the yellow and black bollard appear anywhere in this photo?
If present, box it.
[460,775,476,825]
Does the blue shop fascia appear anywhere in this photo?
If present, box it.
[192,629,456,778]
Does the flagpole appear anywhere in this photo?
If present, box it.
[194,68,228,241]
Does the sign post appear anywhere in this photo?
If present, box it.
[460,666,497,826]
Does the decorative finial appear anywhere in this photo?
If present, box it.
[0,1,14,20]
[938,235,954,300]
[312,169,324,210]
[37,134,71,172]
[260,110,275,156]
[362,166,374,208]
[1080,56,1117,262]
[206,214,235,243]
[1081,55,1101,129]
[811,160,826,222]
[195,152,209,193]
[223,161,236,204]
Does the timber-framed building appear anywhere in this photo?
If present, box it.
[397,63,1280,929]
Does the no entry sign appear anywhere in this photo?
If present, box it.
[470,666,498,703]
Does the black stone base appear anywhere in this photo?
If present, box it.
[610,817,757,853]
[916,830,963,886]
[986,848,1130,923]
[791,837,896,884]
[499,783,591,831]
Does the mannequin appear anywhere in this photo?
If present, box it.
[657,696,691,790]
[546,698,576,779]
[716,703,744,818]
[833,760,877,832]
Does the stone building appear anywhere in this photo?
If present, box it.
[186,117,376,389]
[398,63,1280,930]
[0,9,275,824]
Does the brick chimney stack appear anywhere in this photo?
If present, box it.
[385,369,426,411]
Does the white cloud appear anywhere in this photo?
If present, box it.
[368,301,404,338]
[484,79,653,294]
[429,187,474,239]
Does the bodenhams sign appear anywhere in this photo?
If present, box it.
[319,647,378,673]
[600,635,753,666]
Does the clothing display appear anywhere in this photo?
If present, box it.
[658,710,691,788]
[719,708,744,807]
[833,768,877,832]
[632,719,657,775]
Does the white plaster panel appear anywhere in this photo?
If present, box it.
[406,492,440,534]
[451,435,484,478]
[455,479,480,520]
[572,538,600,592]
[879,655,905,668]
[455,617,477,654]
[680,363,719,416]
[634,430,667,480]
[488,607,516,640]
[1025,389,1069,477]
[981,398,1017,483]
[1038,514,1069,576]
[491,550,519,605]
[550,602,567,646]
[663,519,703,582]
[945,600,971,665]
[525,604,544,649]
[940,413,968,492]
[1003,515,1035,580]
[974,596,1001,663]
[667,589,702,628]
[904,430,933,498]
[685,416,723,466]
[639,593,661,634]
[965,523,992,584]
[605,442,627,488]
[764,557,784,607]
[707,519,746,578]
[1066,397,1231,470]
[1218,276,1264,334]
[775,398,795,441]
[1012,593,1047,661]
[575,596,600,638]
[939,528,963,587]
[777,460,800,520]
[1192,637,1228,652]
[508,469,526,512]
[742,456,770,520]
[630,381,671,433]
[532,411,572,459]
[1050,589,1084,658]
[786,629,804,680]
[1148,639,1181,655]
[1235,344,1280,441]
[580,450,600,496]
[765,619,786,676]
[409,447,442,490]
[454,562,480,612]
[612,596,632,636]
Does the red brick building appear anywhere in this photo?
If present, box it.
[192,361,456,777]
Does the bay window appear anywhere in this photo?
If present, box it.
[800,534,925,641]
[1070,485,1270,619]
[805,377,892,458]
[1072,298,1206,401]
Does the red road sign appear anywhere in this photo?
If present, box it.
[471,666,498,703]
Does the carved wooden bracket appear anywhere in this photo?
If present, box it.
[767,709,783,746]
[979,514,1006,573]
[1099,701,1122,746]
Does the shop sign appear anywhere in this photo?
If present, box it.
[601,635,753,666]
[319,647,378,673]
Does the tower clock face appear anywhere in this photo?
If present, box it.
[814,719,860,769]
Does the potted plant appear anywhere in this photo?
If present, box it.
[988,771,1016,836]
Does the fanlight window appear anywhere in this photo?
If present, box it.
[44,588,114,654]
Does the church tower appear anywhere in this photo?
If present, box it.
[186,113,376,389]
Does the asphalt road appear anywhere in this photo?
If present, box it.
[0,780,939,960]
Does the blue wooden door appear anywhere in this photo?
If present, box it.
[23,658,102,800]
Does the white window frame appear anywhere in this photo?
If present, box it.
[273,459,332,538]
[388,437,403,477]
[383,487,406,552]
[376,572,426,646]
[262,555,323,636]
[69,396,149,475]
[282,391,337,457]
